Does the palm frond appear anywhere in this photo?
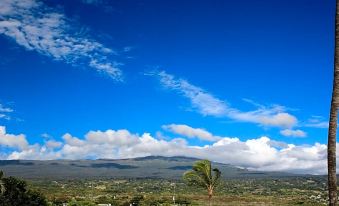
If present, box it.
[192,160,212,185]
[183,160,221,189]
[183,170,207,187]
[212,168,221,187]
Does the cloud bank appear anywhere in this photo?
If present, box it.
[0,125,330,175]
[0,0,122,80]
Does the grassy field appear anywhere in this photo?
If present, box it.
[26,176,328,205]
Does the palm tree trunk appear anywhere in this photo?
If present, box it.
[208,187,212,206]
[328,1,339,205]
[0,171,5,194]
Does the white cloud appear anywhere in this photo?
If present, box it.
[150,70,298,129]
[0,125,332,174]
[0,0,123,80]
[0,126,28,149]
[228,109,297,128]
[162,124,220,141]
[86,129,140,146]
[280,129,307,138]
[62,133,85,147]
[45,140,62,149]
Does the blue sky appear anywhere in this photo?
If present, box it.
[0,0,335,173]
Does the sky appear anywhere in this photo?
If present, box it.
[0,0,336,174]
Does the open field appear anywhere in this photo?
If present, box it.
[25,176,328,205]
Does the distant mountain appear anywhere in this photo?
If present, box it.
[0,156,300,180]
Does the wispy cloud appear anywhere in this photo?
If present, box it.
[0,103,13,120]
[305,122,329,128]
[0,0,123,80]
[0,125,330,174]
[79,0,115,13]
[148,70,228,116]
[123,46,133,52]
[149,70,298,129]
[81,0,102,4]
[0,104,13,113]
[304,116,329,129]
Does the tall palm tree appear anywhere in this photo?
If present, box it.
[183,160,221,206]
[328,1,339,205]
[0,171,5,194]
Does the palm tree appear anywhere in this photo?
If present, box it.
[328,1,339,205]
[183,160,221,206]
[0,171,5,194]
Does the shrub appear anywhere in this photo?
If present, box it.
[0,174,48,206]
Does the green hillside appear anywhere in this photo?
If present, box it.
[0,156,300,180]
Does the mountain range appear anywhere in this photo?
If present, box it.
[0,156,302,180]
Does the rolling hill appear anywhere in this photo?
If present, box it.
[0,156,300,180]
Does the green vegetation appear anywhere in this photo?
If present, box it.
[0,171,48,206]
[183,160,221,205]
[0,158,330,205]
[23,176,327,205]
